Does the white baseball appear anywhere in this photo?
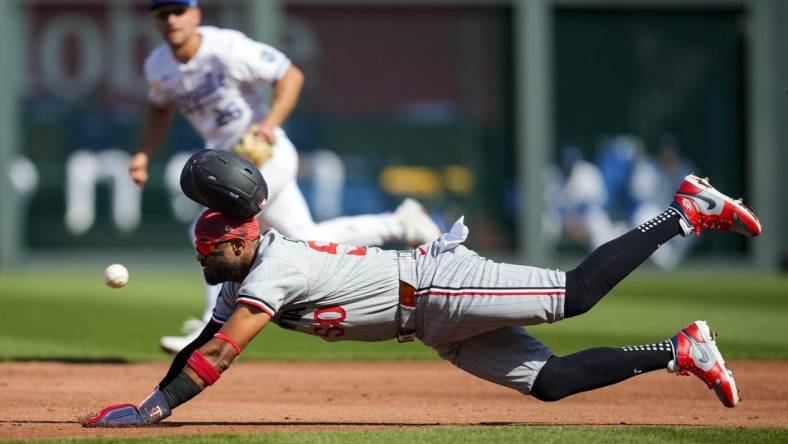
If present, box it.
[104,264,129,288]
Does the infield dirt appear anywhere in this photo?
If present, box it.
[1,361,787,440]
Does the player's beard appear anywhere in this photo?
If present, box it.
[203,261,238,285]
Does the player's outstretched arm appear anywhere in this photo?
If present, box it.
[159,321,223,388]
[181,304,271,390]
[82,306,270,427]
[258,65,304,143]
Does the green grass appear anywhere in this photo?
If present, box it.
[7,426,788,444]
[0,267,786,362]
[529,271,788,361]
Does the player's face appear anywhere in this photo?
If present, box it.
[153,5,201,47]
[195,240,242,285]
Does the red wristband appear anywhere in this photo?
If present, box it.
[186,350,220,386]
[213,333,242,354]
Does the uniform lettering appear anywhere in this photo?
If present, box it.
[347,246,367,256]
[313,325,345,338]
[307,241,338,254]
[313,306,346,338]
[307,241,366,256]
[314,306,346,325]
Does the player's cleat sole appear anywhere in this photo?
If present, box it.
[395,198,442,246]
[668,320,740,408]
[670,174,761,237]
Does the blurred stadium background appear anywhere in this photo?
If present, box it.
[0,0,784,271]
[1,6,787,443]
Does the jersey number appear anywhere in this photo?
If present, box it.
[307,241,366,256]
[214,103,242,127]
[313,306,346,338]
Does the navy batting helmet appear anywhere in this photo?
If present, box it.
[180,149,268,220]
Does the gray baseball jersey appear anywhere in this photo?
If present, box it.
[212,230,402,342]
[212,218,567,394]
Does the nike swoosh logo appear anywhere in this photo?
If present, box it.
[684,333,710,364]
[677,192,716,211]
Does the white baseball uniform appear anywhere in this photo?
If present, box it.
[212,218,567,394]
[144,26,404,245]
[144,26,416,324]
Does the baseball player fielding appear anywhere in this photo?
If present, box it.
[131,0,443,353]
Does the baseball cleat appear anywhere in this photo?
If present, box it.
[395,198,442,246]
[670,174,761,237]
[180,317,206,335]
[668,320,739,408]
[160,328,202,354]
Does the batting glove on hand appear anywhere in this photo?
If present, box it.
[232,123,273,167]
[82,388,171,428]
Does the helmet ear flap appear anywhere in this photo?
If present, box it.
[180,149,268,219]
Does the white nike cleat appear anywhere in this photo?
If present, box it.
[670,174,761,237]
[395,198,442,246]
[668,320,740,408]
[181,317,206,335]
[160,327,202,354]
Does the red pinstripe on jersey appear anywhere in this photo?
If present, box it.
[415,287,565,297]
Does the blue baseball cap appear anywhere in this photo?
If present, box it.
[150,0,197,10]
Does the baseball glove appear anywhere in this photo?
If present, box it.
[232,123,273,167]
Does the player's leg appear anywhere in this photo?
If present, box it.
[416,174,761,346]
[415,244,566,346]
[563,174,760,318]
[563,206,683,317]
[530,320,739,407]
[434,321,738,408]
[159,272,221,354]
[260,128,300,198]
[631,202,696,270]
[259,176,404,245]
[260,132,440,245]
[302,213,405,246]
[303,198,441,246]
[431,327,553,394]
[530,342,673,401]
[160,212,222,354]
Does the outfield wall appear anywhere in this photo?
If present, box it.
[0,0,784,269]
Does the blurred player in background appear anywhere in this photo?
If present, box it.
[550,135,698,270]
[131,0,441,352]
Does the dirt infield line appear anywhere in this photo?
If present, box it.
[1,361,786,440]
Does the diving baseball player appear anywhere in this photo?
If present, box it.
[84,171,761,427]
[132,0,442,352]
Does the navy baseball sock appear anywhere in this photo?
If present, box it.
[564,208,683,318]
[530,340,674,402]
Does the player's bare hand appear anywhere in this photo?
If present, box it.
[129,152,149,188]
[256,124,276,144]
